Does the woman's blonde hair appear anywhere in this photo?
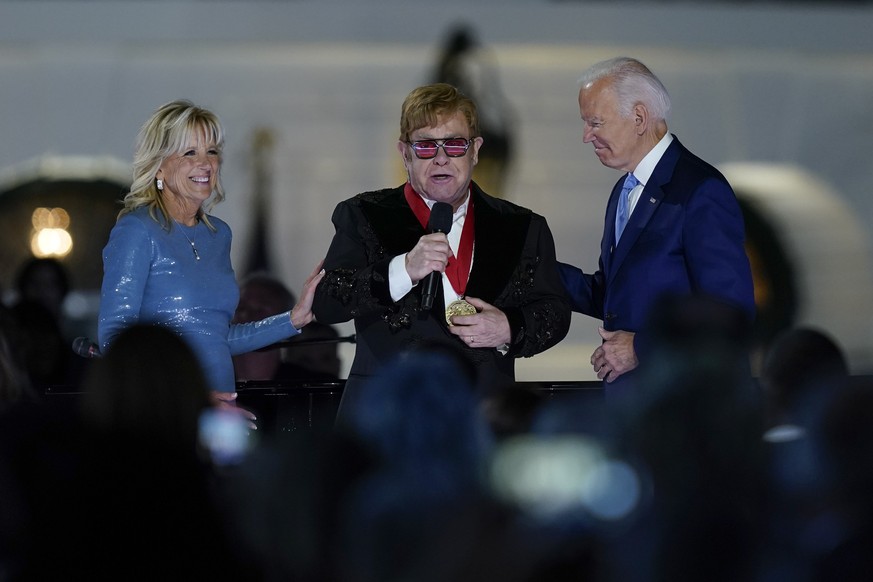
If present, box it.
[121,100,225,231]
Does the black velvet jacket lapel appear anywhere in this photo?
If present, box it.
[356,183,532,305]
[466,183,531,303]
[358,187,424,256]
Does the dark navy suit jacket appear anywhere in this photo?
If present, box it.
[559,136,755,390]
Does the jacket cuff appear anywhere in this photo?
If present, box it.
[370,257,395,305]
[502,306,526,355]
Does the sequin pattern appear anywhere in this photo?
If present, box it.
[98,208,297,392]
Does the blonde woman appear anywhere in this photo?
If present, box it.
[98,100,322,412]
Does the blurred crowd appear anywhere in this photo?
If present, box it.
[1,260,872,581]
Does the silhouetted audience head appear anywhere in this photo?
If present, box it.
[0,304,33,408]
[810,377,873,579]
[820,376,873,513]
[14,257,70,320]
[760,326,849,435]
[642,292,753,367]
[342,351,491,487]
[337,351,507,582]
[221,429,374,582]
[609,293,764,582]
[618,293,757,428]
[9,299,71,389]
[4,323,246,581]
[404,337,478,388]
[7,258,82,390]
[80,323,212,451]
[233,271,295,324]
[480,382,545,442]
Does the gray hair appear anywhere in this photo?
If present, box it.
[578,57,671,121]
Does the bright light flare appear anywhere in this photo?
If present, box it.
[489,434,642,522]
[30,207,73,258]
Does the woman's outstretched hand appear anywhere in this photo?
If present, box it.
[290,259,325,330]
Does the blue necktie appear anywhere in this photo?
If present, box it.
[615,173,639,242]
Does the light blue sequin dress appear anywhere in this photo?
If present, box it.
[98,207,298,393]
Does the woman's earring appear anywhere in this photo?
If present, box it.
[156,178,163,191]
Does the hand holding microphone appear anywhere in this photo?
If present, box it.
[410,202,453,311]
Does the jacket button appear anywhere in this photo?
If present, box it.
[605,312,616,321]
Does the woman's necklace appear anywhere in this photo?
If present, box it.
[174,219,200,261]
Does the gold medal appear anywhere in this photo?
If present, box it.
[446,298,477,325]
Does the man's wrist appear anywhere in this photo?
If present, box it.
[388,254,414,301]
[497,325,521,356]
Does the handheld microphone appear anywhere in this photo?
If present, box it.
[72,337,102,359]
[421,202,454,311]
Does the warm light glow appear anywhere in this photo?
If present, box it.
[32,206,70,229]
[489,434,642,522]
[30,207,73,258]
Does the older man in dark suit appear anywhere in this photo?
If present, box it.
[313,83,570,422]
[559,57,756,393]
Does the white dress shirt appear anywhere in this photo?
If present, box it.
[627,133,674,215]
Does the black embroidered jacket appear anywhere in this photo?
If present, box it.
[313,182,571,391]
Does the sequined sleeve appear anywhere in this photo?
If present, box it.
[227,311,298,356]
[313,198,397,325]
[97,215,152,353]
[498,213,571,358]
